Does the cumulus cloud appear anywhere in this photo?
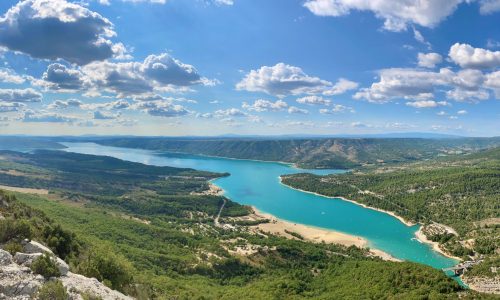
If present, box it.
[0,0,123,65]
[479,0,500,14]
[93,110,120,120]
[130,100,189,117]
[446,89,490,102]
[214,108,247,117]
[242,99,288,112]
[0,102,26,112]
[457,110,468,114]
[236,63,355,97]
[405,100,450,108]
[319,104,355,113]
[288,106,309,114]
[484,70,500,97]
[21,109,80,123]
[296,95,331,106]
[46,99,83,109]
[354,67,493,103]
[449,43,500,69]
[142,53,201,86]
[0,88,42,103]
[38,63,86,91]
[303,0,463,32]
[80,99,130,110]
[417,53,442,68]
[323,78,359,96]
[0,68,25,84]
[81,53,205,96]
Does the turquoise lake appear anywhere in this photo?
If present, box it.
[62,142,459,272]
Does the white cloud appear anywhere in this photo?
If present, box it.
[457,110,467,114]
[413,28,431,49]
[214,108,247,117]
[0,88,42,103]
[242,99,288,112]
[0,102,26,112]
[354,68,450,103]
[0,68,25,84]
[93,110,120,120]
[446,89,490,102]
[417,52,442,68]
[47,99,83,110]
[319,104,354,113]
[449,43,500,69]
[214,0,234,5]
[323,78,358,96]
[0,0,122,65]
[288,106,309,114]
[303,0,463,32]
[236,63,355,97]
[80,99,130,110]
[130,100,190,117]
[405,100,449,108]
[479,0,500,14]
[354,67,493,103]
[37,63,86,91]
[296,95,331,106]
[21,109,80,123]
[437,111,447,116]
[484,70,500,97]
[351,121,372,128]
[81,53,204,97]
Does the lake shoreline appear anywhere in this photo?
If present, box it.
[415,226,462,261]
[278,176,462,262]
[278,176,416,227]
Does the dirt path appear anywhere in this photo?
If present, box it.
[214,198,226,227]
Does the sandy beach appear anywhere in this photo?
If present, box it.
[249,207,400,262]
[414,226,462,261]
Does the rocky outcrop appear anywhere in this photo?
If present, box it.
[62,272,133,300]
[0,242,132,299]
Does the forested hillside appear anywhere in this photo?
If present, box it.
[282,147,500,285]
[0,150,482,299]
[94,136,500,169]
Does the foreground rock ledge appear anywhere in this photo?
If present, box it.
[0,242,132,300]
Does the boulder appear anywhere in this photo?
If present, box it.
[22,240,53,255]
[13,252,42,266]
[0,250,13,266]
[0,262,44,299]
[62,272,133,300]
[55,257,69,276]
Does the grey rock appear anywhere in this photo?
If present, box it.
[13,252,42,266]
[0,250,13,266]
[22,240,53,255]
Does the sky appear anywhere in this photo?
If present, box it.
[0,0,499,137]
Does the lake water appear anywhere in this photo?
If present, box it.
[62,142,458,272]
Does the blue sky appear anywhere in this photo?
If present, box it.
[0,0,499,136]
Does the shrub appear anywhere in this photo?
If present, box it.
[0,219,32,243]
[75,247,133,291]
[4,240,23,255]
[31,253,61,279]
[43,224,79,259]
[37,280,68,300]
